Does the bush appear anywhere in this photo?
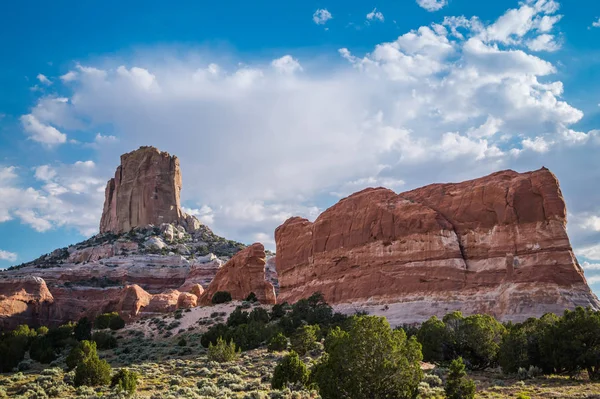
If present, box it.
[270,302,289,320]
[37,326,49,335]
[311,315,423,399]
[178,337,187,347]
[208,337,239,362]
[111,369,138,396]
[445,357,476,399]
[72,340,112,387]
[290,325,320,356]
[66,340,96,371]
[417,316,446,363]
[74,355,112,387]
[227,321,273,351]
[201,323,230,348]
[268,332,289,352]
[271,351,309,389]
[109,315,126,330]
[227,307,250,327]
[29,336,57,364]
[245,292,258,302]
[212,291,233,304]
[74,317,93,341]
[249,307,270,324]
[92,331,118,349]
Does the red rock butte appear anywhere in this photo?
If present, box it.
[100,146,199,234]
[275,168,600,323]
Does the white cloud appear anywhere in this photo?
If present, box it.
[522,137,552,153]
[0,161,105,235]
[577,244,600,261]
[20,114,67,145]
[37,74,52,85]
[12,0,600,252]
[592,17,600,28]
[581,216,600,232]
[94,133,118,144]
[60,71,78,82]
[0,250,17,262]
[271,55,303,74]
[587,275,600,285]
[583,261,600,270]
[366,8,384,22]
[526,34,560,51]
[416,0,448,12]
[313,9,332,25]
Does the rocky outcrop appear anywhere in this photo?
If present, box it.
[99,146,200,234]
[200,243,276,305]
[275,168,600,323]
[0,277,56,329]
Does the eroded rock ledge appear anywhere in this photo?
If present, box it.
[275,168,600,322]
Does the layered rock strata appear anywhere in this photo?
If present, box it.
[100,146,200,234]
[275,168,600,323]
[200,243,276,305]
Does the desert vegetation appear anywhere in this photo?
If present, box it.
[2,294,600,398]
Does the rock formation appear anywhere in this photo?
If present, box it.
[0,145,251,327]
[99,146,199,234]
[0,277,55,329]
[275,168,600,323]
[200,243,276,305]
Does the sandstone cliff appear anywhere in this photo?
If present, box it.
[200,243,276,305]
[275,168,600,323]
[100,146,199,234]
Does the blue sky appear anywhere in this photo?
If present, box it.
[1,0,600,292]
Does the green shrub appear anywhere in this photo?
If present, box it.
[311,315,422,399]
[72,340,112,386]
[95,312,116,329]
[227,307,250,327]
[227,321,274,351]
[208,337,239,362]
[445,357,476,399]
[417,316,447,363]
[270,302,289,320]
[268,332,288,352]
[271,351,309,389]
[74,355,112,387]
[29,336,57,364]
[290,325,319,356]
[74,317,93,341]
[245,292,258,302]
[201,323,230,347]
[178,337,187,347]
[109,315,126,330]
[92,331,118,349]
[36,326,49,335]
[111,369,138,396]
[212,291,232,304]
[249,307,270,324]
[66,340,96,371]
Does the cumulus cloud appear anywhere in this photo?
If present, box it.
[416,0,448,12]
[313,9,332,25]
[0,250,17,262]
[0,161,105,235]
[20,114,67,145]
[37,74,52,85]
[271,55,303,74]
[12,0,600,253]
[592,18,600,28]
[366,8,384,22]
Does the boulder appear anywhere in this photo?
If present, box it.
[145,236,167,251]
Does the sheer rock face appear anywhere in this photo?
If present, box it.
[199,243,276,305]
[100,146,198,233]
[275,168,600,323]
